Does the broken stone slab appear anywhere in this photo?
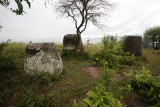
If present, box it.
[24,43,63,78]
[63,34,83,51]
[124,36,142,56]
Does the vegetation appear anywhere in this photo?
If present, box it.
[0,25,2,30]
[54,0,112,52]
[0,38,160,107]
[92,36,144,69]
[144,26,160,43]
[127,68,160,106]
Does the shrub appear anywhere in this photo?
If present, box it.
[79,86,122,107]
[92,36,137,69]
[127,68,160,106]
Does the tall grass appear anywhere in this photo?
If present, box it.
[1,42,26,70]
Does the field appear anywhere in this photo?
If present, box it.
[0,42,160,107]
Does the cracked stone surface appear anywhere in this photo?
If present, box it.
[24,43,63,77]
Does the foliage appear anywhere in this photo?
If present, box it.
[61,49,89,60]
[1,42,26,70]
[0,0,31,15]
[0,69,55,106]
[0,40,16,72]
[92,36,137,69]
[0,39,10,54]
[79,86,122,107]
[127,68,160,106]
[144,26,160,42]
[0,54,15,72]
[142,37,149,48]
[0,25,2,30]
[13,91,54,107]
[76,63,122,107]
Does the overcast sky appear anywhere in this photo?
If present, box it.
[0,0,160,43]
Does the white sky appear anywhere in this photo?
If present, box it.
[0,0,160,43]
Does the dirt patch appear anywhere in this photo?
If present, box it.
[82,67,100,79]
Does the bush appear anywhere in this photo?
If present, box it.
[78,86,122,107]
[127,68,160,106]
[92,36,137,69]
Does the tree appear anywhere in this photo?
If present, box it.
[0,0,31,15]
[0,0,31,30]
[54,0,112,52]
[144,26,160,43]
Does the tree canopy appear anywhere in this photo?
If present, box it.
[54,0,112,52]
[144,26,160,42]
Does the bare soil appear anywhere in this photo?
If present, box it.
[82,66,100,79]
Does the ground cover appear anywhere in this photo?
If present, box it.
[0,41,159,107]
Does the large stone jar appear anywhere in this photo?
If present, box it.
[124,36,142,56]
[24,43,63,78]
[63,34,83,51]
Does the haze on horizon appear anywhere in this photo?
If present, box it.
[0,0,160,43]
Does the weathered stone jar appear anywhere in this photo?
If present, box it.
[24,43,63,78]
[63,34,83,51]
[124,36,142,56]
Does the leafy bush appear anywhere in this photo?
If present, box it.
[127,68,160,106]
[78,86,122,107]
[92,36,137,69]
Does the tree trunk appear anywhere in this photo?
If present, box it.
[76,30,82,53]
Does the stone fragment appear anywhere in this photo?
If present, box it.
[63,34,83,51]
[24,43,63,78]
[124,36,142,56]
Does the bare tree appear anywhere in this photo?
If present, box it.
[54,0,112,52]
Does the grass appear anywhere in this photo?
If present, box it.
[0,42,160,107]
[143,49,160,76]
[47,59,96,107]
[84,43,103,54]
[0,42,97,107]
[1,42,26,70]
